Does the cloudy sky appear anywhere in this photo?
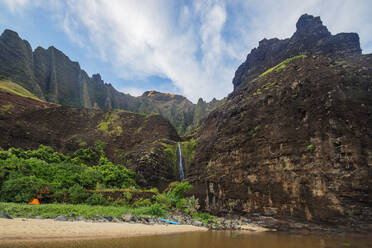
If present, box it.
[1,0,371,102]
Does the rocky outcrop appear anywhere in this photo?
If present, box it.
[232,14,361,90]
[188,14,371,230]
[0,30,44,97]
[0,30,222,135]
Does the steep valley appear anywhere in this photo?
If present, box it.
[0,30,221,135]
[0,13,371,232]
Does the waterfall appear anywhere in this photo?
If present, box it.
[177,142,185,181]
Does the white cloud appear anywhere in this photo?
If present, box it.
[49,0,235,102]
[2,0,372,102]
[120,87,144,97]
[1,0,30,13]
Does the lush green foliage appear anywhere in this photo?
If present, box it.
[145,202,167,216]
[154,181,194,212]
[259,55,307,78]
[0,145,137,204]
[180,139,197,168]
[192,212,216,225]
[0,145,199,218]
[1,176,47,203]
[86,193,107,205]
[161,142,178,175]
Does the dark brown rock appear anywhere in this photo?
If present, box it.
[0,93,181,189]
[188,14,371,232]
[232,14,361,91]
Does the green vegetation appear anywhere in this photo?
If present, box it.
[192,212,216,225]
[0,79,42,101]
[97,111,119,132]
[154,182,195,214]
[0,145,201,218]
[250,125,261,138]
[161,142,178,174]
[0,103,14,113]
[0,202,166,218]
[306,144,315,151]
[0,182,196,218]
[0,144,137,204]
[259,55,307,78]
[253,82,277,96]
[180,139,197,168]
[77,140,88,147]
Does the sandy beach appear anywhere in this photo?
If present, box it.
[0,218,207,241]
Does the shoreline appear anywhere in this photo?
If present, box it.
[0,218,207,242]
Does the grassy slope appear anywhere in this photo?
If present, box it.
[0,79,42,102]
[0,202,163,218]
[259,55,307,78]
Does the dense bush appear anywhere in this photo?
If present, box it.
[154,181,193,211]
[68,184,90,204]
[0,145,198,218]
[0,176,47,202]
[86,193,107,205]
[0,145,137,204]
[147,202,167,216]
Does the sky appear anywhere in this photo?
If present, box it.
[0,0,371,102]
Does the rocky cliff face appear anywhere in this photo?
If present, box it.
[137,91,222,135]
[0,30,221,135]
[0,30,43,97]
[188,14,371,229]
[232,14,361,90]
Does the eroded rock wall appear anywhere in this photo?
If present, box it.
[188,14,371,227]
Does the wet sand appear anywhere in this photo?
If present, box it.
[0,218,207,241]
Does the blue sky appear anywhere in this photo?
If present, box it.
[1,0,371,102]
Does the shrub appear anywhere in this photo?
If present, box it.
[123,191,132,201]
[86,193,107,205]
[306,144,315,151]
[53,188,69,203]
[27,145,67,163]
[0,146,138,205]
[0,176,47,202]
[94,158,137,188]
[154,181,192,211]
[132,198,152,208]
[68,184,90,204]
[166,181,192,199]
[147,202,167,216]
[192,212,216,224]
[71,147,99,165]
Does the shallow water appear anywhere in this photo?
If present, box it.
[1,231,371,248]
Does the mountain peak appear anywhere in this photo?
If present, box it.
[294,14,330,38]
[1,29,20,39]
[142,90,189,103]
[232,14,362,90]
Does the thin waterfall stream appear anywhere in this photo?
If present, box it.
[177,142,185,181]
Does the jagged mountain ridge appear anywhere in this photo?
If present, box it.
[0,29,222,135]
[188,14,371,230]
[232,14,361,91]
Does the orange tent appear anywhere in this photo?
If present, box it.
[28,198,40,205]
